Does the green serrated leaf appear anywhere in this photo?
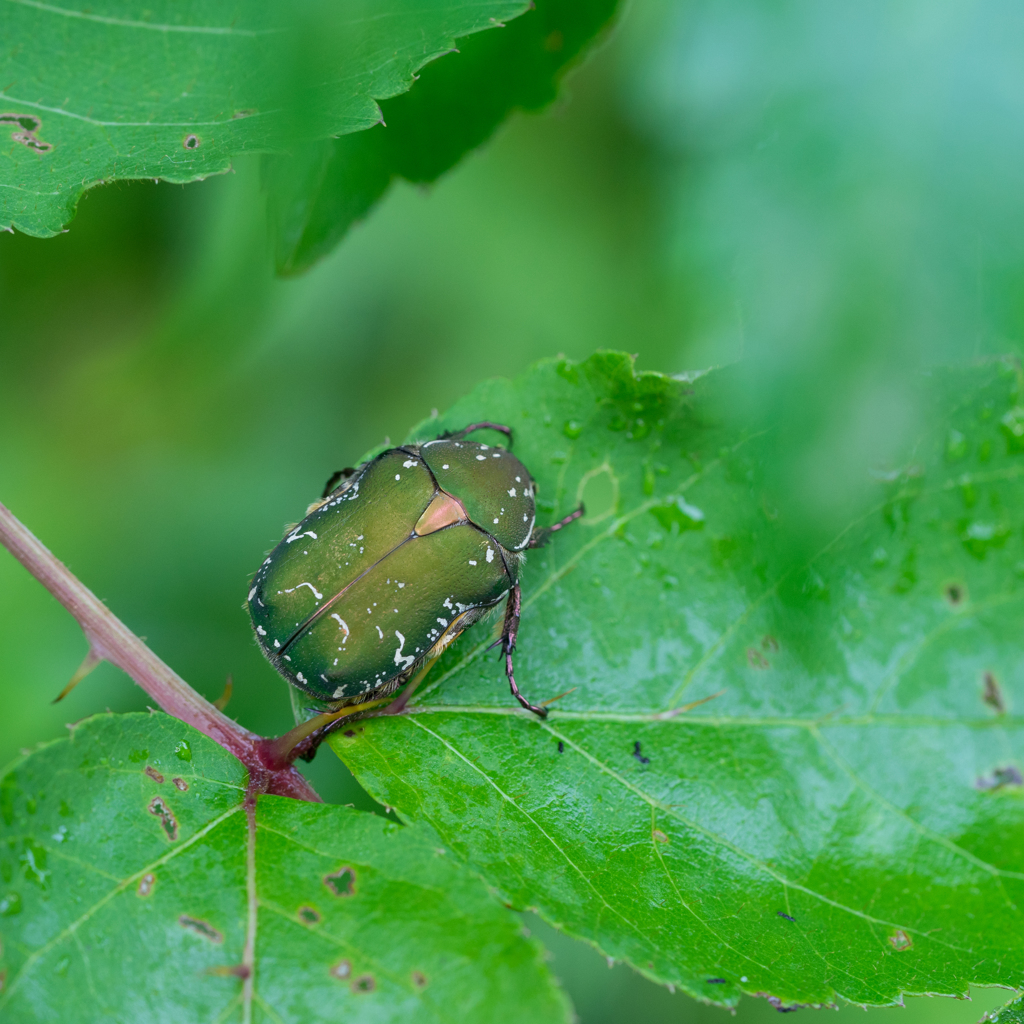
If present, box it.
[0,713,569,1023]
[0,0,530,237]
[331,350,1024,1010]
[265,0,619,275]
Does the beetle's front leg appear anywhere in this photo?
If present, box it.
[528,505,584,549]
[501,584,547,718]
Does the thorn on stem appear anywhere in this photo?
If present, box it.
[52,647,103,703]
[213,674,233,711]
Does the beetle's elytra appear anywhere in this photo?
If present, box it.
[248,422,582,718]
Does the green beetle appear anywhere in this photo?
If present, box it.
[248,423,582,720]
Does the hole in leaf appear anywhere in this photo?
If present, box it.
[148,797,178,841]
[298,905,321,924]
[352,974,375,994]
[330,960,351,981]
[888,930,913,951]
[324,866,355,897]
[137,873,155,897]
[577,465,617,523]
[179,916,223,943]
[183,134,200,150]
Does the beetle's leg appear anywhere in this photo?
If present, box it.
[443,421,514,446]
[501,584,548,718]
[528,504,585,549]
[321,467,356,499]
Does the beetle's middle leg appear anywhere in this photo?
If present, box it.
[321,467,356,499]
[528,505,584,549]
[501,584,548,718]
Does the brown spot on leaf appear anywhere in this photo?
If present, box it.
[983,672,1006,714]
[144,766,164,784]
[137,873,155,897]
[324,866,355,897]
[179,915,223,943]
[652,829,668,844]
[944,581,966,607]
[352,974,375,994]
[412,970,427,988]
[206,964,250,978]
[148,796,178,841]
[761,635,779,652]
[889,930,913,951]
[172,777,188,791]
[330,960,352,980]
[747,647,769,669]
[0,968,6,993]
[298,906,321,924]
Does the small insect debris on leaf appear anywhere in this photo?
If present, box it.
[982,671,1006,714]
[632,741,650,764]
[777,911,795,922]
[179,915,224,943]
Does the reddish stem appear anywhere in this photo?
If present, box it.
[0,500,319,802]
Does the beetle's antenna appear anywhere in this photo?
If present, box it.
[52,646,103,703]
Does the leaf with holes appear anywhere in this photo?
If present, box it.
[331,350,1024,1010]
[0,712,569,1023]
[0,0,530,237]
[264,0,620,275]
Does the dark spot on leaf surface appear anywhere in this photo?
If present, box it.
[557,741,564,753]
[148,796,178,841]
[747,647,769,669]
[330,960,351,980]
[0,113,53,153]
[352,974,375,994]
[324,866,355,897]
[777,911,795,922]
[144,766,164,784]
[983,672,1006,714]
[632,741,649,765]
[172,777,188,791]
[298,905,320,924]
[944,582,966,606]
[412,970,427,988]
[343,730,356,738]
[707,978,726,984]
[976,765,1024,791]
[137,873,155,897]
[889,929,913,951]
[179,915,223,943]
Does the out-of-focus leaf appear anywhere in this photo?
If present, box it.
[0,713,569,1023]
[989,994,1024,1023]
[332,351,1024,1009]
[614,0,1024,534]
[265,0,620,275]
[0,0,530,237]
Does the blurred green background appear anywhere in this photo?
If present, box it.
[1,0,1020,1019]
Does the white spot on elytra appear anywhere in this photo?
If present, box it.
[469,559,477,565]
[248,587,257,601]
[486,548,494,563]
[437,617,448,627]
[393,631,415,671]
[296,671,306,683]
[273,639,280,648]
[476,455,486,461]
[286,530,317,544]
[515,476,521,482]
[395,474,401,480]
[398,582,405,588]
[493,517,499,524]
[508,487,516,496]
[443,464,449,469]
[256,625,267,636]
[403,460,417,468]
[330,614,349,643]
[376,625,384,639]
[283,582,323,600]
